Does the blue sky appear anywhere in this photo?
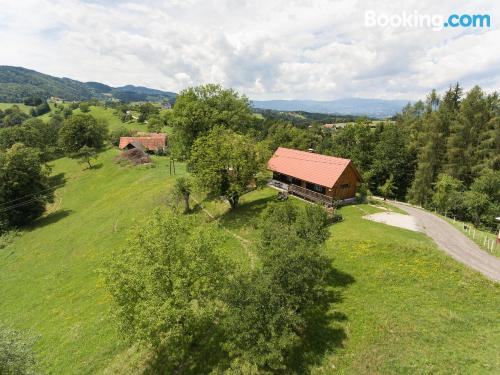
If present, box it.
[0,0,498,100]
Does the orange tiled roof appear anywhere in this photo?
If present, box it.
[119,133,167,150]
[267,147,357,188]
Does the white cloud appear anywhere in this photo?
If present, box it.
[0,0,498,100]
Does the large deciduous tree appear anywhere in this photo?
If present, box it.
[431,173,463,215]
[58,114,108,154]
[170,84,254,158]
[104,210,229,372]
[189,126,259,209]
[221,202,331,372]
[0,144,52,230]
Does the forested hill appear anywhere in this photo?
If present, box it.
[252,98,410,118]
[0,66,177,103]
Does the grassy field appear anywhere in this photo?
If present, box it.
[70,106,145,132]
[0,149,189,374]
[1,102,168,135]
[210,193,500,374]
[0,102,34,112]
[0,153,499,374]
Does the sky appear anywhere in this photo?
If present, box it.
[0,0,499,100]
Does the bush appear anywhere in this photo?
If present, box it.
[23,96,43,106]
[79,102,90,113]
[221,202,331,372]
[0,325,38,375]
[29,101,51,117]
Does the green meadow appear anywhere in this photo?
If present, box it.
[0,146,498,374]
[0,102,34,112]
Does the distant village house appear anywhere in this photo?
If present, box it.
[268,147,362,205]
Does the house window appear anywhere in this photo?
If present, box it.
[339,183,349,189]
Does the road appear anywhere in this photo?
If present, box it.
[391,202,500,282]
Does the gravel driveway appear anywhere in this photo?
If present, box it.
[391,202,500,282]
[364,212,420,232]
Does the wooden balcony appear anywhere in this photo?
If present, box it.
[288,184,333,206]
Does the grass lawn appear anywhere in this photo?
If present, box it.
[68,106,149,132]
[0,102,34,112]
[0,149,189,374]
[1,164,499,374]
[202,191,500,374]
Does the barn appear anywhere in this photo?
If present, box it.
[118,133,167,153]
[267,147,362,205]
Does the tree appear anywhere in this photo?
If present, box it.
[104,210,229,372]
[171,84,254,157]
[432,174,463,215]
[58,114,108,154]
[0,117,63,161]
[221,202,331,372]
[62,106,73,119]
[462,190,490,227]
[0,105,29,127]
[109,127,132,146]
[370,123,415,199]
[29,101,51,117]
[189,127,259,209]
[260,202,329,248]
[137,102,159,123]
[0,144,52,230]
[331,121,376,172]
[147,113,168,133]
[172,176,192,213]
[445,86,490,185]
[75,146,98,169]
[79,102,90,113]
[23,96,43,106]
[379,175,396,201]
[0,325,38,375]
[467,169,500,228]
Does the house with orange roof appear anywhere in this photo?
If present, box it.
[118,133,167,153]
[267,147,362,205]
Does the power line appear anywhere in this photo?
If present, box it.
[0,170,96,212]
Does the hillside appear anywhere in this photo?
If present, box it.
[0,66,176,103]
[0,148,498,374]
[252,98,410,118]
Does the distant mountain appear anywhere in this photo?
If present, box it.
[111,85,176,102]
[252,98,410,118]
[0,66,176,103]
[0,66,408,117]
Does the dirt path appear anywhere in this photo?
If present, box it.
[190,196,256,268]
[390,202,500,282]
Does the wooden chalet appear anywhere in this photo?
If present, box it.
[267,147,362,205]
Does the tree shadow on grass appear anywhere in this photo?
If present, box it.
[85,162,103,170]
[218,194,276,232]
[288,267,355,374]
[139,267,354,375]
[48,172,66,188]
[142,326,227,375]
[30,209,73,229]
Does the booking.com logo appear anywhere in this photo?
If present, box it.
[365,11,491,31]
